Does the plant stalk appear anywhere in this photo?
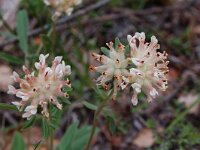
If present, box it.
[85,90,113,150]
[49,106,54,150]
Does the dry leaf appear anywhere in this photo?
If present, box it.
[132,128,155,148]
[0,65,13,92]
[178,93,199,115]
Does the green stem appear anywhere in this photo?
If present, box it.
[165,97,200,132]
[85,90,113,150]
[50,127,54,150]
[49,106,54,150]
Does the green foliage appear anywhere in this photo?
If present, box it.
[23,115,36,129]
[57,122,95,150]
[157,121,200,150]
[0,103,18,111]
[41,34,53,53]
[114,37,120,49]
[16,10,29,55]
[11,132,26,150]
[100,47,109,56]
[58,97,71,105]
[0,52,23,64]
[50,106,63,129]
[83,101,98,110]
[42,118,50,139]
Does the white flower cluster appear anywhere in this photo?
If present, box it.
[90,32,169,105]
[8,54,71,120]
[44,0,82,18]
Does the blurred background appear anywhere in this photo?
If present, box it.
[0,0,200,149]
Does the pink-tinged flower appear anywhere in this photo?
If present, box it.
[90,41,130,99]
[127,32,169,105]
[8,54,71,120]
[44,0,82,18]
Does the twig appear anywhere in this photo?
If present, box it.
[0,0,111,49]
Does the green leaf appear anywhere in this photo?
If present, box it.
[83,101,97,110]
[100,47,109,56]
[11,132,26,150]
[23,115,36,129]
[125,45,130,55]
[0,103,18,111]
[42,118,50,139]
[41,34,52,52]
[62,86,73,92]
[16,10,29,55]
[57,124,97,150]
[48,105,63,130]
[94,85,104,99]
[0,52,23,64]
[114,37,120,49]
[58,122,78,150]
[58,97,71,105]
[71,126,92,150]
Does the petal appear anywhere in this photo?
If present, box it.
[149,88,158,98]
[22,112,32,118]
[64,65,71,75]
[120,76,129,90]
[131,58,144,66]
[130,68,143,77]
[22,65,30,74]
[45,67,53,77]
[31,108,37,115]
[151,36,158,44]
[127,35,132,43]
[35,62,40,70]
[11,101,22,110]
[131,83,141,93]
[131,93,138,106]
[12,71,20,82]
[7,85,16,94]
[53,56,62,64]
[16,91,29,101]
[44,0,50,5]
[55,64,63,77]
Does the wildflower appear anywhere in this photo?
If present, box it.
[44,0,82,18]
[127,32,169,105]
[90,41,130,99]
[90,33,169,106]
[8,54,71,120]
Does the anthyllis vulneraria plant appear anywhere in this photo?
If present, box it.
[43,0,82,18]
[8,54,71,120]
[90,32,169,105]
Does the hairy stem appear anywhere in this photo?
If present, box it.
[49,106,54,150]
[85,90,113,150]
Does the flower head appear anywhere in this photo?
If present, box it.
[127,32,169,105]
[90,41,130,99]
[90,32,169,105]
[44,0,82,18]
[8,54,71,120]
